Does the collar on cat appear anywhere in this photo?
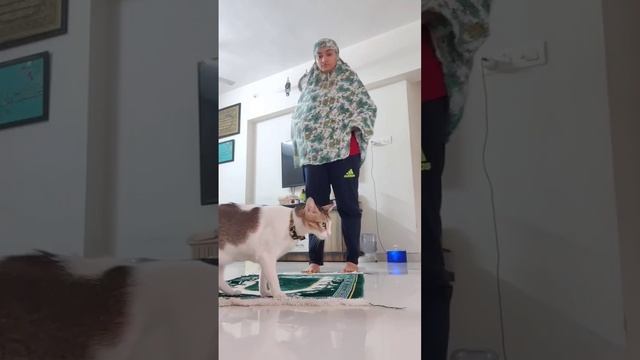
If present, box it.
[289,211,306,240]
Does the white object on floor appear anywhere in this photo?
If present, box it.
[360,233,378,262]
[359,254,377,262]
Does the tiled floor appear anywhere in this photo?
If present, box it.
[219,261,421,360]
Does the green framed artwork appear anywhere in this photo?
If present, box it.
[219,139,234,164]
[0,52,50,130]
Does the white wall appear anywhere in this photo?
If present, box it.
[109,0,217,258]
[0,1,92,256]
[85,0,118,257]
[360,81,420,254]
[408,81,422,244]
[219,21,421,256]
[602,1,640,359]
[0,0,217,259]
[443,0,627,358]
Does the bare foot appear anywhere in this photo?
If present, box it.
[302,263,321,274]
[342,262,358,273]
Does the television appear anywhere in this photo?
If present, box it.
[197,58,218,205]
[281,141,305,188]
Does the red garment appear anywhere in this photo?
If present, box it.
[349,132,360,155]
[422,24,447,101]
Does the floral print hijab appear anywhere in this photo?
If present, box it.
[292,38,377,167]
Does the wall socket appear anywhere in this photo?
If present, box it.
[484,40,547,72]
[371,136,392,146]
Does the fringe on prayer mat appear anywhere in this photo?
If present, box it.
[219,296,371,307]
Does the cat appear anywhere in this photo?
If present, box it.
[0,251,218,360]
[219,197,333,299]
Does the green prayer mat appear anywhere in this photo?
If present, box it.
[219,272,367,306]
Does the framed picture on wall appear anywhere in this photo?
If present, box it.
[0,0,69,50]
[219,139,234,164]
[218,103,240,139]
[197,58,218,205]
[0,51,50,130]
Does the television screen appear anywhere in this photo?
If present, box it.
[198,58,218,205]
[281,141,305,188]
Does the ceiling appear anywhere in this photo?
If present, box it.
[219,0,420,93]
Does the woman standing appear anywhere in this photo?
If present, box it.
[292,38,377,273]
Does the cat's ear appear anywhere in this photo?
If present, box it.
[322,203,335,213]
[305,197,319,213]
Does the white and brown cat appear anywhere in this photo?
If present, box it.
[0,251,218,360]
[219,197,333,299]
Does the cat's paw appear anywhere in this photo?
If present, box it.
[259,289,272,297]
[271,291,288,300]
[221,287,242,296]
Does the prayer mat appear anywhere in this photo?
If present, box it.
[219,272,368,306]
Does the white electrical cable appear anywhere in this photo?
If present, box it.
[480,59,509,360]
[368,145,386,252]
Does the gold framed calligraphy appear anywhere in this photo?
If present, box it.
[0,0,68,50]
[218,103,240,139]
